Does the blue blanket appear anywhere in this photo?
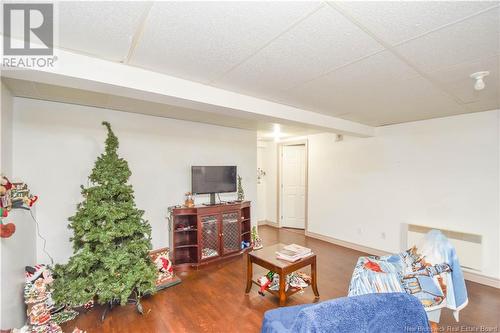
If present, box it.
[262,293,430,333]
[348,230,468,321]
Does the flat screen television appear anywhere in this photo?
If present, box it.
[191,166,237,204]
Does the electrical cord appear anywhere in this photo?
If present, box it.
[29,208,55,265]
[216,193,227,204]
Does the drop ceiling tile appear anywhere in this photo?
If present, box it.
[336,76,465,126]
[268,51,464,126]
[271,51,421,115]
[427,55,499,108]
[58,1,150,62]
[213,6,383,99]
[336,1,497,45]
[396,7,500,73]
[130,1,322,83]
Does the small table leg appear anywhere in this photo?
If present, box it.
[311,257,320,298]
[245,254,253,294]
[278,272,286,306]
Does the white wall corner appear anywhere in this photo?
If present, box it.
[1,83,14,177]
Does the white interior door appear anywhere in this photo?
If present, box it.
[281,144,306,229]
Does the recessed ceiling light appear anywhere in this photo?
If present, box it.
[470,71,489,91]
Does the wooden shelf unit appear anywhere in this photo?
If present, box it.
[169,201,252,270]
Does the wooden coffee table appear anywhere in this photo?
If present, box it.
[245,243,319,306]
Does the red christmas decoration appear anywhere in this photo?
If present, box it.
[0,175,39,239]
[0,222,16,238]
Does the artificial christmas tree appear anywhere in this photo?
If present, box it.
[53,122,156,314]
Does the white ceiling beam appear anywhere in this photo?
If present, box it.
[1,44,374,137]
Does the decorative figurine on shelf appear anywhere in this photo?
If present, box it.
[251,226,263,250]
[184,192,194,208]
[237,175,245,201]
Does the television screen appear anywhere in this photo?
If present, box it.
[191,166,237,194]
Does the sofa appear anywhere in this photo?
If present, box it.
[261,292,430,333]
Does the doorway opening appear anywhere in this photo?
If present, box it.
[278,140,308,231]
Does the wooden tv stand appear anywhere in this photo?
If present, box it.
[169,201,252,270]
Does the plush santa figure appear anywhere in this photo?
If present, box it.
[0,176,12,209]
[257,271,275,296]
[155,255,173,274]
[0,176,15,238]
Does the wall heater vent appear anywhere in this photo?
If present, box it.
[405,224,482,272]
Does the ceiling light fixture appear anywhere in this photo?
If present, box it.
[470,71,489,91]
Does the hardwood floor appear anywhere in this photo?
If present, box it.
[61,226,500,333]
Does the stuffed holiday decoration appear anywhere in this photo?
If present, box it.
[0,175,38,239]
[156,256,173,275]
[0,207,8,218]
[0,222,16,238]
[0,175,13,192]
[257,271,311,296]
[11,182,38,209]
[1,176,12,236]
[52,122,157,311]
[24,265,63,333]
[257,271,275,296]
[0,176,14,238]
[26,195,39,207]
[149,248,180,290]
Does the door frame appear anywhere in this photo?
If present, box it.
[277,139,309,231]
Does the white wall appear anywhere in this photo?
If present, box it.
[258,110,499,280]
[1,83,13,176]
[307,110,499,279]
[12,98,257,264]
[1,85,37,329]
[260,141,278,224]
[0,210,36,329]
[256,142,266,222]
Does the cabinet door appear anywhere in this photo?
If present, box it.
[221,211,241,254]
[200,214,220,260]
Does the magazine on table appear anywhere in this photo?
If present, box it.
[276,244,312,262]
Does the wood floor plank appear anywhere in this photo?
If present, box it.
[61,226,500,332]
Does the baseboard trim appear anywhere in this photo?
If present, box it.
[305,231,389,257]
[462,271,500,288]
[258,220,279,228]
[304,230,500,289]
